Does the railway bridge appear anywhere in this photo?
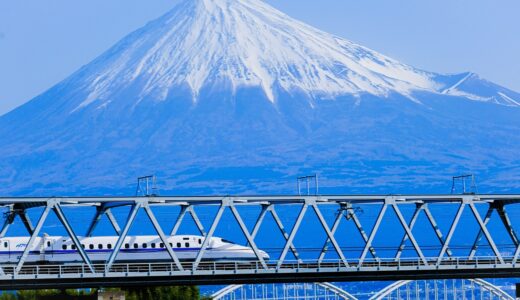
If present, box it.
[0,194,520,289]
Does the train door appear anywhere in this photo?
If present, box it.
[39,234,52,262]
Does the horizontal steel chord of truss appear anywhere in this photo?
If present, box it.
[1,194,520,284]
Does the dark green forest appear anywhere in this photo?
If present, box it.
[0,286,202,300]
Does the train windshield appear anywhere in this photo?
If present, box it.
[221,239,235,244]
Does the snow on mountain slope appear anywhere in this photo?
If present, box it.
[0,0,519,196]
[71,0,443,112]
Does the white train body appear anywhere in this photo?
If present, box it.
[0,235,269,264]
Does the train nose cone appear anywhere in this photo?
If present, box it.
[260,250,270,260]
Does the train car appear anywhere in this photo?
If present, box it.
[0,235,269,263]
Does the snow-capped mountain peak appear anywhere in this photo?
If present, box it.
[73,0,443,111]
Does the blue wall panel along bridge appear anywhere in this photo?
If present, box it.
[0,194,520,289]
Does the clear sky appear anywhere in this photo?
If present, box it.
[1,0,519,115]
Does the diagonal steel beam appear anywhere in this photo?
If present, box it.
[512,240,520,264]
[18,210,34,235]
[395,204,422,260]
[318,208,343,263]
[170,206,206,237]
[348,206,378,260]
[468,205,494,260]
[277,203,308,269]
[251,205,269,240]
[436,202,465,265]
[0,217,10,239]
[496,204,519,247]
[85,208,103,237]
[106,203,141,271]
[53,202,95,273]
[15,205,52,274]
[392,204,428,266]
[143,204,183,271]
[270,206,302,263]
[229,205,268,269]
[193,203,226,271]
[468,202,504,264]
[105,209,122,236]
[358,203,387,267]
[170,205,188,236]
[423,204,452,257]
[311,203,349,267]
[0,206,14,238]
[86,207,121,237]
[187,206,206,236]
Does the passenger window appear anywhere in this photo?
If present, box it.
[169,243,173,247]
[89,244,94,250]
[71,245,76,250]
[107,244,112,249]
[151,243,156,248]
[176,243,181,248]
[160,243,164,248]
[62,245,67,250]
[98,244,103,249]
[3,242,7,248]
[185,242,189,248]
[134,243,138,249]
[81,244,85,249]
[198,239,202,244]
[142,243,147,249]
[124,244,129,249]
[47,241,51,247]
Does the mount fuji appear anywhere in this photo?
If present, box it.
[1,0,519,195]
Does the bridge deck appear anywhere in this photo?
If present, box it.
[1,257,520,289]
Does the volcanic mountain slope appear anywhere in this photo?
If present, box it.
[1,0,519,195]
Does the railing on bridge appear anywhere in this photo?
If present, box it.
[0,194,520,288]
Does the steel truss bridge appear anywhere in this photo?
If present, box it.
[1,194,520,289]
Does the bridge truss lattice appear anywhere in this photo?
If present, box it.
[0,194,520,289]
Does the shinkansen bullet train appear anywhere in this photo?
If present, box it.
[0,235,269,263]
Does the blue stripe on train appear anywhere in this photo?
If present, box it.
[0,248,211,255]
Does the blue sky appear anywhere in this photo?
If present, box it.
[0,0,519,115]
